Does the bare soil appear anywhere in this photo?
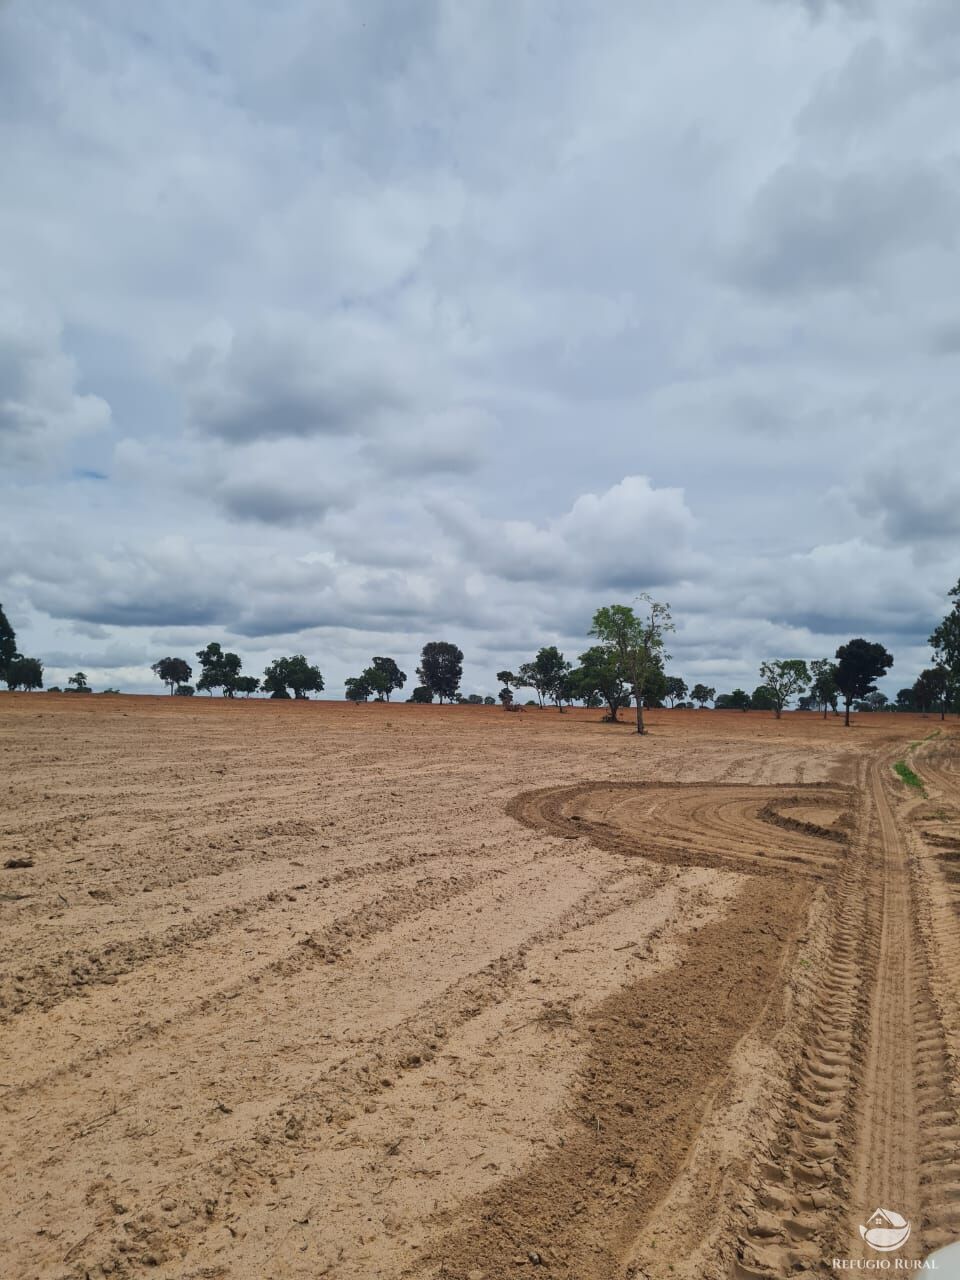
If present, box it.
[1,696,958,1279]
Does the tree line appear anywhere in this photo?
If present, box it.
[151,644,324,699]
[3,580,959,723]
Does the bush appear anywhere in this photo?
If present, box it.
[174,684,195,696]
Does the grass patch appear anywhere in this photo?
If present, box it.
[894,760,925,793]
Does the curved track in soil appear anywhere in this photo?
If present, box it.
[1,698,958,1280]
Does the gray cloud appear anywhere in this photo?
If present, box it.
[181,312,419,443]
[0,300,111,464]
[729,163,959,295]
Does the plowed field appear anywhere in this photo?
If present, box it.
[2,696,958,1278]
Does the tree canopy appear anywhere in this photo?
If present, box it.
[417,641,463,704]
[589,597,673,735]
[690,683,715,708]
[5,656,44,691]
[715,688,751,711]
[195,643,243,696]
[929,581,960,719]
[574,645,630,722]
[809,659,839,719]
[757,659,809,719]
[835,638,894,726]
[262,655,324,700]
[515,646,572,709]
[664,676,687,708]
[152,656,192,694]
[0,604,16,682]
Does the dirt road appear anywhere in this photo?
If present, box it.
[0,696,957,1278]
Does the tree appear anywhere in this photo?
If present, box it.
[809,659,840,720]
[345,675,373,702]
[518,646,572,709]
[483,696,496,706]
[515,661,542,705]
[409,685,434,703]
[715,689,751,711]
[751,685,777,711]
[174,684,195,696]
[895,687,917,712]
[233,675,260,697]
[67,672,91,693]
[465,693,483,705]
[690,683,716,709]
[367,656,406,701]
[262,655,324,700]
[195,643,243,696]
[589,597,673,735]
[0,604,16,683]
[496,669,517,689]
[757,659,809,719]
[572,646,629,723]
[152,656,192,694]
[417,641,463,704]
[5,656,43,691]
[835,638,894,727]
[913,667,951,720]
[498,687,513,709]
[664,676,688,708]
[930,581,960,719]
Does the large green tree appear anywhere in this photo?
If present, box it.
[930,581,960,718]
[835,638,894,727]
[345,674,373,702]
[152,656,192,694]
[0,604,16,683]
[715,689,751,711]
[758,659,809,719]
[690,683,716,709]
[750,685,777,711]
[664,676,687,708]
[195,643,243,696]
[368,656,406,701]
[575,645,631,722]
[417,641,463,704]
[913,667,951,720]
[5,656,43,691]
[262,655,324,700]
[517,646,572,709]
[589,597,673,736]
[809,659,840,719]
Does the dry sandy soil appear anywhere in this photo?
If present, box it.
[1,696,959,1279]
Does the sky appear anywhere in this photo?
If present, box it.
[1,0,958,700]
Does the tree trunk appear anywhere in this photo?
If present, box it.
[775,705,782,720]
[635,696,645,735]
[844,699,851,727]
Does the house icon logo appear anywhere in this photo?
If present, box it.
[859,1207,911,1252]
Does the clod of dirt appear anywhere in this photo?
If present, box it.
[3,857,34,869]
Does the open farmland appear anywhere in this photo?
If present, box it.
[2,696,960,1278]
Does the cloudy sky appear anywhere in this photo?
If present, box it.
[2,0,958,699]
